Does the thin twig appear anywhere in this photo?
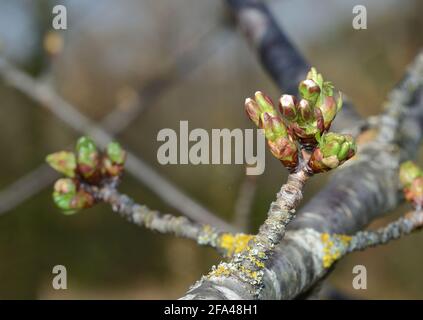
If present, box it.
[0,56,236,231]
[0,27,226,217]
[83,183,251,258]
[181,50,423,299]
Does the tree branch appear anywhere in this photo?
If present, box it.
[0,56,236,231]
[181,50,423,299]
[226,0,363,130]
[81,183,252,258]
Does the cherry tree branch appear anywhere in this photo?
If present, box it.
[181,50,423,300]
[80,183,253,258]
[0,56,236,231]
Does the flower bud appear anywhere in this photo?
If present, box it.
[254,91,276,116]
[317,95,338,130]
[298,99,313,123]
[279,95,297,121]
[107,142,126,165]
[267,137,298,169]
[46,151,76,177]
[298,79,320,105]
[260,113,288,141]
[52,178,94,214]
[245,98,261,126]
[54,178,77,194]
[399,161,422,187]
[308,133,356,173]
[102,142,126,177]
[404,177,423,208]
[76,136,100,179]
[259,112,298,169]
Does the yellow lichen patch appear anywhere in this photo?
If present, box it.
[209,264,231,277]
[247,254,265,269]
[321,233,352,268]
[239,265,260,283]
[218,233,254,257]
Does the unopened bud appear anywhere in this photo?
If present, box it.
[399,161,423,187]
[279,95,297,121]
[76,136,100,179]
[298,79,320,105]
[46,151,76,178]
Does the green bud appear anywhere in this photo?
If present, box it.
[54,178,77,194]
[308,133,356,173]
[46,151,76,177]
[279,95,297,121]
[70,190,95,211]
[261,113,288,142]
[52,178,77,214]
[52,178,94,214]
[76,136,99,179]
[53,192,76,215]
[298,79,320,105]
[103,157,124,177]
[399,161,423,187]
[107,142,126,165]
[254,91,276,116]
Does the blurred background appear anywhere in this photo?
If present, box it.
[0,0,422,299]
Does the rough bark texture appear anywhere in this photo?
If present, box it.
[181,51,423,300]
[226,0,363,130]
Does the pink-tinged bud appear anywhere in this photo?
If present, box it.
[52,178,94,214]
[318,96,337,129]
[404,177,423,208]
[314,107,325,134]
[260,112,274,140]
[267,137,298,170]
[70,190,95,210]
[46,151,77,178]
[298,79,321,104]
[103,157,124,177]
[76,136,100,180]
[54,178,77,195]
[245,98,261,126]
[298,99,313,123]
[279,95,297,121]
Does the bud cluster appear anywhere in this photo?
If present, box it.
[46,136,127,214]
[399,161,423,209]
[245,67,356,173]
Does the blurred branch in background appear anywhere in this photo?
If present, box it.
[0,55,237,231]
[233,173,257,231]
[0,23,242,231]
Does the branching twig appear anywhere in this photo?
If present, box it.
[83,183,251,257]
[0,56,236,231]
